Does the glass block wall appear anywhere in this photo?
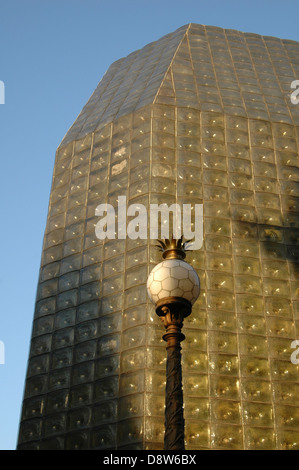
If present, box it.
[18,23,299,450]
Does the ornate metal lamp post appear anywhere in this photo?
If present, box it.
[147,237,200,450]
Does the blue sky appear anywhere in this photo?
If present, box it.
[0,0,298,450]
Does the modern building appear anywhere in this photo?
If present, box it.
[18,23,299,450]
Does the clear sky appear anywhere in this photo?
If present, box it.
[0,0,298,450]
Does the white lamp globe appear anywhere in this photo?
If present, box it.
[147,258,200,306]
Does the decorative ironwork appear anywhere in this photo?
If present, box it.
[156,235,192,260]
[157,298,192,450]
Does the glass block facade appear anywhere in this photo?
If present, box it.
[18,23,299,450]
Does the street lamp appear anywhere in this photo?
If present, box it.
[147,237,200,451]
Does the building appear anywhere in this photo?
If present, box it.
[18,23,299,450]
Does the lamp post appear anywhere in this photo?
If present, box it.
[147,237,200,451]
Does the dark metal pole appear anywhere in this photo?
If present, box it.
[157,298,191,451]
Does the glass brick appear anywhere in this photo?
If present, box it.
[118,394,144,420]
[144,416,164,444]
[92,401,117,425]
[75,320,98,343]
[185,421,210,448]
[117,418,143,447]
[244,427,275,450]
[51,348,73,369]
[210,375,240,400]
[22,396,44,420]
[44,413,67,437]
[207,312,237,333]
[123,305,147,330]
[45,390,69,419]
[95,355,119,380]
[32,316,54,337]
[19,420,42,444]
[90,425,116,449]
[72,362,95,386]
[120,348,146,373]
[54,309,76,329]
[27,355,50,377]
[97,334,120,357]
[57,289,78,310]
[208,331,238,354]
[48,368,71,391]
[79,282,101,304]
[60,254,81,275]
[53,328,74,350]
[207,292,235,312]
[70,384,93,407]
[68,407,92,431]
[74,340,97,364]
[122,326,146,350]
[211,423,243,449]
[240,357,270,379]
[277,429,299,450]
[59,271,80,292]
[211,399,241,424]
